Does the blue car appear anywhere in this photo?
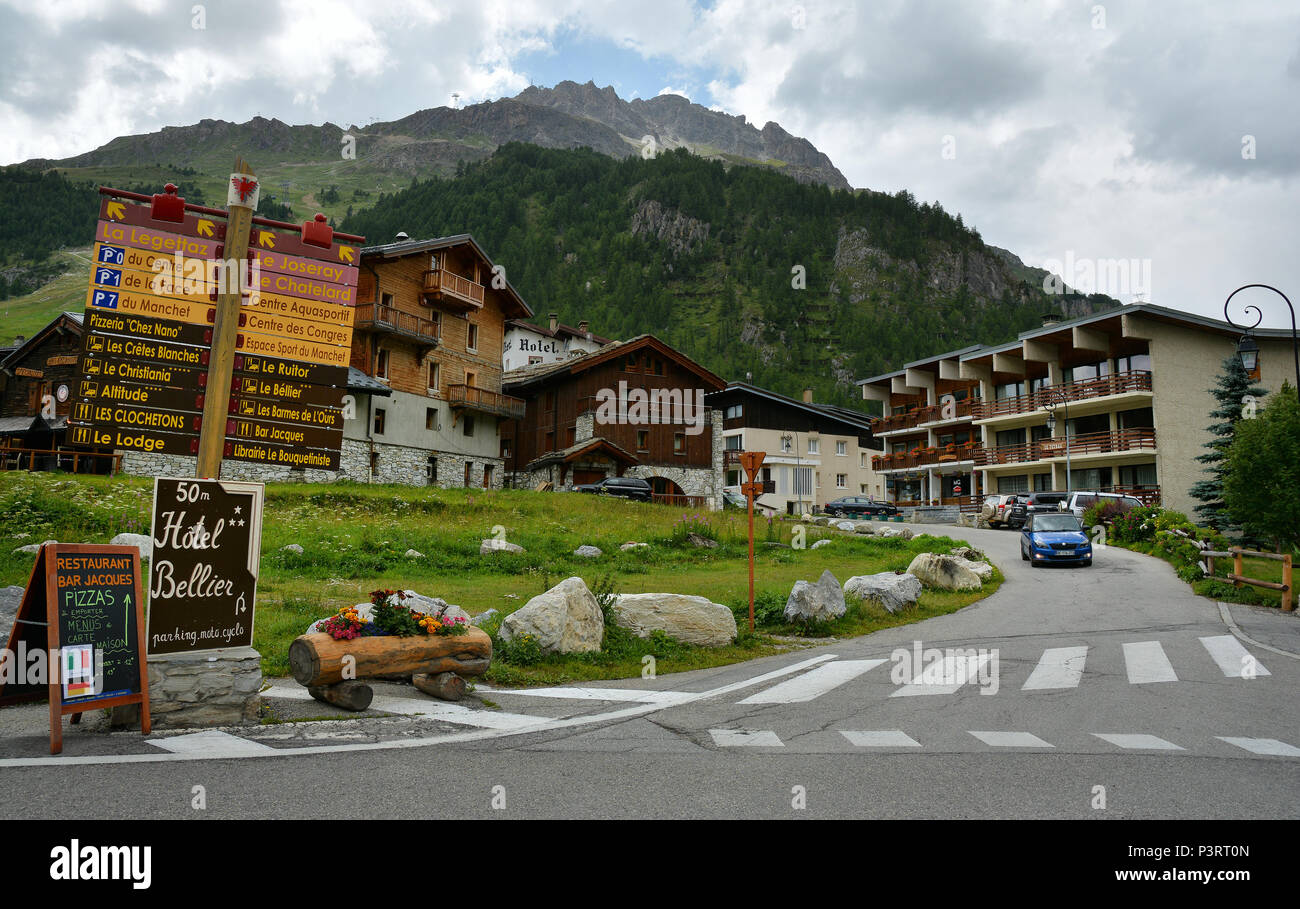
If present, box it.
[1020,512,1093,567]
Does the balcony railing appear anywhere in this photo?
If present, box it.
[446,383,526,420]
[971,370,1152,420]
[871,397,977,434]
[975,427,1157,466]
[872,441,981,471]
[422,269,485,310]
[355,303,441,345]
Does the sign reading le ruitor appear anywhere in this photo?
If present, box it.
[147,478,264,655]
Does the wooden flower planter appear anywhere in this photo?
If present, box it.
[289,626,492,709]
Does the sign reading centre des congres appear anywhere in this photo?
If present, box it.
[147,478,264,655]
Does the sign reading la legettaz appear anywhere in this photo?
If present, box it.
[147,477,264,655]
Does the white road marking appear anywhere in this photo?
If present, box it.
[470,686,687,704]
[0,654,838,767]
[710,729,784,747]
[969,731,1054,748]
[1021,646,1088,690]
[891,652,991,696]
[263,682,550,730]
[1123,641,1178,684]
[146,730,277,757]
[1199,635,1271,678]
[1092,733,1183,751]
[738,659,886,704]
[1217,737,1300,757]
[841,730,921,748]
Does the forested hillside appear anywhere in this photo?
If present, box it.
[343,144,1114,408]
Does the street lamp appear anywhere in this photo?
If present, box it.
[1044,393,1071,494]
[1223,284,1300,392]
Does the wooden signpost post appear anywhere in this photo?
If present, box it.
[0,544,150,754]
[739,451,767,632]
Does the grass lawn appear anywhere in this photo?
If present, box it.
[0,472,1000,685]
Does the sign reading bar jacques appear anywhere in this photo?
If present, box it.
[147,478,264,655]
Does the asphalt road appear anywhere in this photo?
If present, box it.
[2,523,1297,819]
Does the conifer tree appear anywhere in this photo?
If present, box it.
[1189,355,1267,529]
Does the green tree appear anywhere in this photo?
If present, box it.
[1189,355,1267,530]
[1223,383,1300,552]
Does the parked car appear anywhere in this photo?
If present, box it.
[1020,512,1093,566]
[823,496,900,518]
[1007,491,1070,528]
[574,476,652,501]
[1059,490,1144,521]
[981,494,1020,528]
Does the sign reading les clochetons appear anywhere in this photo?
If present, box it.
[147,478,264,655]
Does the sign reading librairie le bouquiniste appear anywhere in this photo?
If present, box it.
[147,478,264,655]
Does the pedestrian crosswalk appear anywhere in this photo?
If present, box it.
[1123,640,1179,684]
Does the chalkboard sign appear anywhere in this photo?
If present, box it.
[0,543,150,754]
[147,478,264,655]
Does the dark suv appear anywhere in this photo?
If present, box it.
[1007,492,1070,528]
[575,476,652,501]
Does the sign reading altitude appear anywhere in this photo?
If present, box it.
[69,188,363,473]
[147,478,264,655]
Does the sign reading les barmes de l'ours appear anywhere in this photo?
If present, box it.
[147,478,264,655]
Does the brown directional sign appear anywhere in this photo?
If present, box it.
[99,196,226,245]
[225,414,342,449]
[738,450,766,477]
[251,248,358,287]
[147,478,263,655]
[82,308,210,347]
[234,374,345,408]
[224,438,340,471]
[69,423,198,457]
[71,400,199,435]
[234,353,347,388]
[83,332,208,369]
[76,379,204,413]
[230,396,342,429]
[249,222,358,266]
[82,357,206,392]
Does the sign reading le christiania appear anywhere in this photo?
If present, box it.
[147,478,264,655]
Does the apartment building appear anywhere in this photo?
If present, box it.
[353,234,531,488]
[706,383,883,514]
[858,303,1296,517]
[502,314,611,371]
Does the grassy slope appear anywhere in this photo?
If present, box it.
[0,473,999,682]
[1,248,94,342]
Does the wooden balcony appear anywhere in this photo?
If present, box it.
[975,428,1157,466]
[971,370,1152,420]
[355,303,441,351]
[871,397,977,434]
[447,383,526,420]
[872,441,981,472]
[422,269,485,311]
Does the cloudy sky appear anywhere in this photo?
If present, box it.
[2,0,1298,326]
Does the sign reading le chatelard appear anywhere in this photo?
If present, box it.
[147,478,264,655]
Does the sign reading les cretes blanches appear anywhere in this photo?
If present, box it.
[147,478,264,655]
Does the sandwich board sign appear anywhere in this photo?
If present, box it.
[146,477,264,655]
[0,544,150,754]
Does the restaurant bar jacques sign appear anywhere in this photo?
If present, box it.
[147,477,264,654]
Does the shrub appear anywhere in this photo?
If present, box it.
[495,632,544,666]
[670,512,716,543]
[1082,498,1135,530]
[730,589,787,628]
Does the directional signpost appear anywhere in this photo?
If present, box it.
[69,168,364,479]
[739,450,767,632]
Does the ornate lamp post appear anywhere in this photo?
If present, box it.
[1044,392,1072,493]
[1223,284,1300,391]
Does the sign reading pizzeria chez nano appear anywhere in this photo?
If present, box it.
[147,477,264,655]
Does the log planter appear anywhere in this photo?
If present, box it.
[289,626,492,710]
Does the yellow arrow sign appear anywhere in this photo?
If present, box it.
[338,246,354,264]
[257,230,276,249]
[197,219,214,237]
[106,201,126,220]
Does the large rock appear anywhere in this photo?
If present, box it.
[282,543,304,554]
[845,572,922,614]
[620,542,649,551]
[949,546,985,562]
[835,521,857,532]
[810,539,833,549]
[953,558,994,582]
[854,524,877,535]
[906,553,982,591]
[574,545,603,558]
[481,538,524,555]
[110,532,153,560]
[876,525,913,540]
[403,591,471,623]
[0,585,24,631]
[784,569,847,623]
[13,538,57,555]
[470,608,499,626]
[613,593,737,647]
[686,533,718,549]
[500,577,604,654]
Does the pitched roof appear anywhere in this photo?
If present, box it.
[505,318,614,346]
[525,436,639,470]
[503,335,725,390]
[345,366,392,396]
[0,312,83,374]
[708,382,876,434]
[360,233,532,318]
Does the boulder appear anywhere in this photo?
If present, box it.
[282,543,304,554]
[835,521,857,532]
[13,538,57,555]
[953,558,994,582]
[686,533,718,549]
[470,608,499,626]
[906,553,981,591]
[800,513,814,523]
[574,545,603,558]
[613,593,737,647]
[110,532,153,560]
[844,572,922,614]
[620,542,649,551]
[402,591,471,623]
[810,539,833,549]
[784,569,847,623]
[949,546,985,562]
[0,585,24,631]
[854,524,877,534]
[813,516,832,526]
[404,548,424,558]
[499,577,604,654]
[481,538,525,555]
[876,525,913,540]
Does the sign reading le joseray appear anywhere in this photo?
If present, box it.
[147,477,264,655]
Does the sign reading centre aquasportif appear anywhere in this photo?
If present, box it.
[68,186,364,472]
[147,478,265,655]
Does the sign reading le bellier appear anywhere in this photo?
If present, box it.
[147,478,264,655]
